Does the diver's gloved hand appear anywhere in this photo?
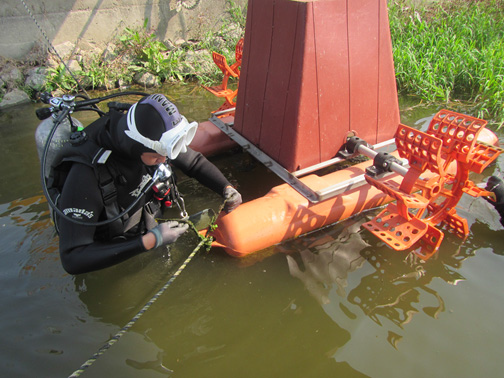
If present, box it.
[149,221,189,248]
[223,186,242,213]
[485,176,504,204]
[485,176,504,226]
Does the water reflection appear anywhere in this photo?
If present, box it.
[0,195,60,278]
[124,250,365,377]
[126,350,174,375]
[286,219,368,304]
[73,233,199,326]
[347,250,444,328]
[284,213,477,330]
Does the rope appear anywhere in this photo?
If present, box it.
[67,237,206,378]
[19,0,90,97]
[67,204,223,377]
[180,0,201,10]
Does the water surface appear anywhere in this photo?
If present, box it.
[0,85,503,377]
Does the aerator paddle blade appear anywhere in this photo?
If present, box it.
[187,208,217,230]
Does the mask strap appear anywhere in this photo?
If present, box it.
[124,103,164,154]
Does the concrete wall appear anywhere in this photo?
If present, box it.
[1,0,246,60]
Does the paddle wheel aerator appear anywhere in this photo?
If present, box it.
[361,110,502,259]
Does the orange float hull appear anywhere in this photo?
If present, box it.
[210,158,398,257]
[189,117,237,157]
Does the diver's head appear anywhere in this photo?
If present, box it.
[124,94,198,161]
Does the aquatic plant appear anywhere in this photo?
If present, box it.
[118,20,173,80]
[45,63,82,92]
[389,0,504,128]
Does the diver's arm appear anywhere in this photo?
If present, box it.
[57,163,147,274]
[59,237,147,275]
[172,147,231,194]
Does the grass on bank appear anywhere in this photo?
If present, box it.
[389,0,504,128]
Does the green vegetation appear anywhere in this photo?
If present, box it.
[45,0,245,92]
[389,0,504,127]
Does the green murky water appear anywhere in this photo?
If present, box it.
[1,84,503,377]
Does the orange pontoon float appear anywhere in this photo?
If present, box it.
[205,113,500,258]
[191,0,502,259]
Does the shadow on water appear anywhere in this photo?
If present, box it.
[0,85,504,377]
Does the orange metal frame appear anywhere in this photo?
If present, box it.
[363,110,502,259]
[202,38,244,115]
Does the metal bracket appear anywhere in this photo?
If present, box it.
[209,114,397,203]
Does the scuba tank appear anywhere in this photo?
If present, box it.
[34,94,83,179]
[35,114,83,179]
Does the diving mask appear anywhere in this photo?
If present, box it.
[125,102,198,160]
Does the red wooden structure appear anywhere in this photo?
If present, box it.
[233,0,400,172]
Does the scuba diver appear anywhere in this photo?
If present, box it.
[46,93,242,275]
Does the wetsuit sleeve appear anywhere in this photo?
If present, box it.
[171,147,231,195]
[57,163,146,275]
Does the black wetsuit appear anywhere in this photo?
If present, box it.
[55,114,230,275]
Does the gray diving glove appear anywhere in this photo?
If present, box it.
[149,221,189,248]
[223,186,242,213]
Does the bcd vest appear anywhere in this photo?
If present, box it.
[46,113,161,240]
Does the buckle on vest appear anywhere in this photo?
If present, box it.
[101,180,117,205]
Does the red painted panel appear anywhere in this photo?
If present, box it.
[377,0,400,142]
[279,1,320,171]
[258,1,302,162]
[233,0,253,129]
[313,0,351,161]
[233,0,274,144]
[348,0,380,144]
